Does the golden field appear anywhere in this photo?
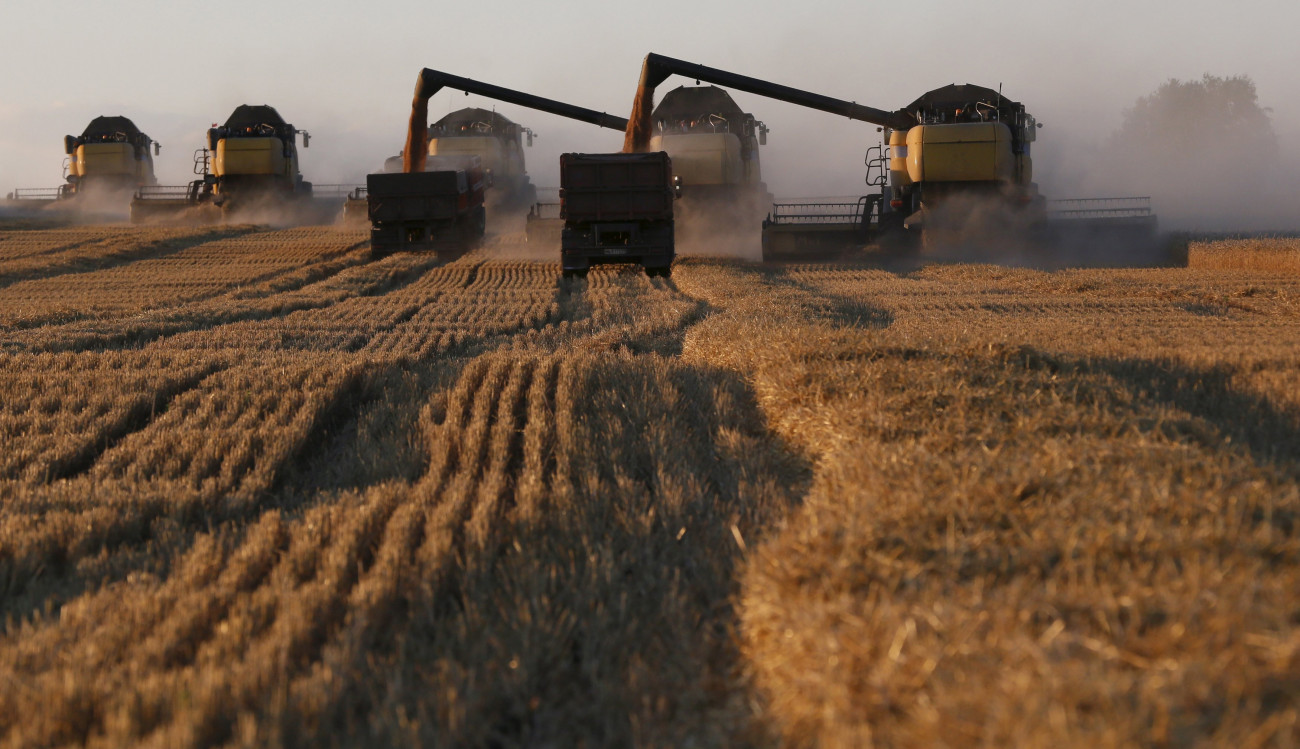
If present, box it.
[0,222,1297,747]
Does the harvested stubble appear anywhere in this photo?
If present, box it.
[0,224,239,286]
[675,256,1300,746]
[0,227,366,330]
[0,227,1298,746]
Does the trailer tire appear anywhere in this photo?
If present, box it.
[471,206,486,238]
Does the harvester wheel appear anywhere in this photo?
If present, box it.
[562,269,588,280]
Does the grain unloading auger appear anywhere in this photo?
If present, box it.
[366,68,631,254]
[626,53,1170,266]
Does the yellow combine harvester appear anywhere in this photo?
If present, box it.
[348,68,630,238]
[626,53,1168,265]
[427,108,537,210]
[647,85,772,234]
[344,107,540,223]
[131,105,344,223]
[5,116,160,210]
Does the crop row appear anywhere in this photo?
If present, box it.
[0,228,366,328]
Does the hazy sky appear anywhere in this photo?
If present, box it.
[2,0,1297,200]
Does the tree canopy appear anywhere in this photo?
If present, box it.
[1114,74,1276,157]
[1100,74,1286,228]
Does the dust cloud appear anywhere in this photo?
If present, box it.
[1046,75,1300,232]
[672,190,770,261]
[914,193,1181,269]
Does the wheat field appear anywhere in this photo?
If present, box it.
[0,220,1297,747]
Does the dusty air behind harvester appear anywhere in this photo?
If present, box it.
[6,116,160,211]
[625,53,1167,265]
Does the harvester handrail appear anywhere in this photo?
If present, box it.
[768,198,872,225]
[134,185,195,199]
[1047,197,1153,220]
[309,184,363,198]
[9,187,65,200]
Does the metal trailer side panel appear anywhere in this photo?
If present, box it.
[559,152,674,223]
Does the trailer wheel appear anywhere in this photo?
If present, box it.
[471,206,486,238]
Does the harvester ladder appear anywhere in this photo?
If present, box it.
[193,148,211,176]
[864,144,887,187]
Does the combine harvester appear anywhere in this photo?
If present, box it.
[343,107,542,223]
[631,85,773,254]
[369,69,656,261]
[387,68,681,275]
[131,105,348,224]
[6,116,160,213]
[624,53,1171,266]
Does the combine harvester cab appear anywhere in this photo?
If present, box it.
[132,105,337,224]
[65,116,161,199]
[7,116,159,214]
[207,104,311,214]
[366,155,487,258]
[559,151,678,278]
